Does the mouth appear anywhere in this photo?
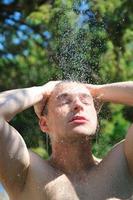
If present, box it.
[69,116,88,124]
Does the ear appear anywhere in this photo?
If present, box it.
[39,116,49,133]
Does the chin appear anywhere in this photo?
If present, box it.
[69,126,96,138]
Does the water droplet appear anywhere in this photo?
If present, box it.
[85,136,89,141]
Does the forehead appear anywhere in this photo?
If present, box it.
[53,82,91,97]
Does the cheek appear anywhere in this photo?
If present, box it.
[56,106,69,117]
[92,113,97,128]
[48,107,66,126]
[88,107,97,123]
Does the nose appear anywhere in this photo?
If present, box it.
[72,97,84,112]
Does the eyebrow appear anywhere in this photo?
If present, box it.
[56,93,69,101]
[56,92,92,100]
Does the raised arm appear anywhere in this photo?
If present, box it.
[0,81,59,198]
[87,81,133,175]
[89,81,133,106]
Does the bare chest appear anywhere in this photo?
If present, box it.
[19,164,133,200]
[19,144,133,200]
[43,172,133,200]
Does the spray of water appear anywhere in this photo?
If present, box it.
[54,0,106,83]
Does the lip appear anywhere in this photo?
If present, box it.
[69,116,88,124]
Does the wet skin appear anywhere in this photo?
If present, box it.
[18,83,133,200]
[0,82,133,200]
[44,83,97,141]
[18,141,133,200]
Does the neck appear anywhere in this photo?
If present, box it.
[49,137,96,175]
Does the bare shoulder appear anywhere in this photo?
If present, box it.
[100,140,133,182]
[19,150,57,199]
[28,150,53,175]
[27,150,57,184]
[29,150,49,166]
[93,141,127,166]
[101,140,127,167]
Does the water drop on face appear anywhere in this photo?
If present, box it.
[85,136,89,141]
[60,139,64,144]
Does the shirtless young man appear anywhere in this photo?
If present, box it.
[0,81,133,200]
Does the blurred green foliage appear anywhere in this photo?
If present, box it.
[32,147,49,159]
[0,0,133,158]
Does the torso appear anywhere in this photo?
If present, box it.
[12,141,133,200]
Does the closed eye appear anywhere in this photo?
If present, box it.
[81,99,92,105]
[60,98,71,105]
[80,94,93,105]
[56,93,93,105]
[56,93,72,105]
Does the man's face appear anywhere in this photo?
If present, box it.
[46,82,98,142]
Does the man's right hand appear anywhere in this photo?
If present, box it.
[34,81,61,118]
[41,81,61,96]
[0,81,60,121]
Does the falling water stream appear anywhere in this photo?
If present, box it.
[56,0,106,83]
